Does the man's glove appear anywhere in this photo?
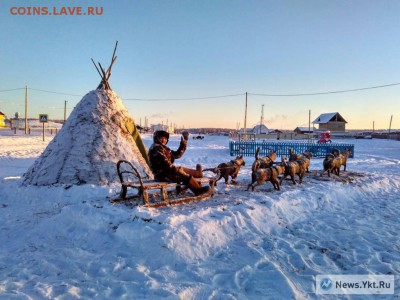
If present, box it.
[181,131,189,141]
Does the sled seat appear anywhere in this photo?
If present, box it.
[113,160,217,208]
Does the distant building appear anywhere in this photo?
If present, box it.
[150,123,175,133]
[0,111,6,127]
[239,124,269,134]
[252,124,269,134]
[312,112,347,132]
[294,126,317,134]
[269,129,283,134]
[238,128,253,134]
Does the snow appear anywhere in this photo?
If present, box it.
[1,131,399,299]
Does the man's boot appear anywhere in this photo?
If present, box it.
[195,164,203,178]
[186,176,209,196]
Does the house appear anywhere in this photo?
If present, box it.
[312,112,347,132]
[252,124,269,134]
[294,126,317,134]
[0,111,6,127]
[239,124,269,134]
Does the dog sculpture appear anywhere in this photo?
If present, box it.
[253,148,277,168]
[247,163,285,191]
[321,153,341,177]
[215,155,246,185]
[339,149,351,171]
[331,148,351,172]
[288,149,312,173]
[280,156,307,185]
[251,148,277,182]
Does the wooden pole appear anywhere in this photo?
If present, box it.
[25,85,28,134]
[42,122,45,142]
[91,58,103,78]
[106,41,118,78]
[64,100,67,124]
[373,121,375,132]
[260,104,264,134]
[389,115,393,134]
[308,109,311,143]
[244,92,248,140]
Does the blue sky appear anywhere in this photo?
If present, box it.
[1,0,399,129]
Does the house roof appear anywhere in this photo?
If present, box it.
[295,126,317,132]
[312,112,347,124]
[252,124,269,133]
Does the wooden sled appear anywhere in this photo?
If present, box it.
[112,160,219,208]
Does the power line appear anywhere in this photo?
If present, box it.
[25,87,85,97]
[1,80,400,100]
[123,93,245,101]
[249,82,400,97]
[29,88,83,97]
[0,88,25,93]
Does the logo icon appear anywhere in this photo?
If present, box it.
[320,278,333,290]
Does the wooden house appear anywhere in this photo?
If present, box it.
[312,112,347,132]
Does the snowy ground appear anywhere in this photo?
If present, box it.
[1,128,399,299]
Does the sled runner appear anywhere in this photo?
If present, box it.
[112,160,219,208]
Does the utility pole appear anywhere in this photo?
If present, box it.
[308,109,311,143]
[389,115,393,134]
[244,92,248,140]
[260,104,264,134]
[64,100,67,124]
[24,85,28,134]
[373,121,375,133]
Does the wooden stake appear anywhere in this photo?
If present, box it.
[91,58,103,78]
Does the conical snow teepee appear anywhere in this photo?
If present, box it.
[22,43,153,186]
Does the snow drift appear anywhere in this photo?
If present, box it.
[22,89,152,186]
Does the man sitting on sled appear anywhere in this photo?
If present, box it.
[148,130,210,196]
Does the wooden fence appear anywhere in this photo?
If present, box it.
[229,141,355,158]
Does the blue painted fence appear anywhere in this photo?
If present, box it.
[229,141,354,158]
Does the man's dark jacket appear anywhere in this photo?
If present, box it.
[148,137,187,181]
